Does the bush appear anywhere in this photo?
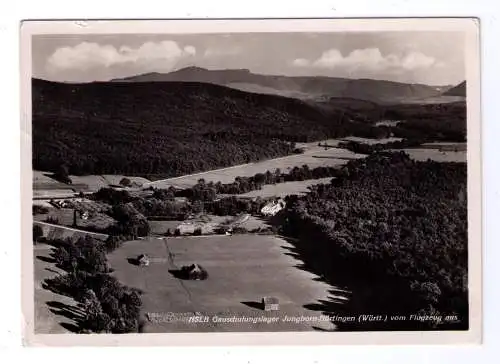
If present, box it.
[105,235,124,253]
[33,205,49,215]
[33,224,44,243]
[119,177,132,187]
[231,226,248,234]
[45,216,59,224]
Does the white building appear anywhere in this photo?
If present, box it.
[260,199,286,217]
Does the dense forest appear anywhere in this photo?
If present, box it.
[281,152,468,330]
[33,79,349,177]
[32,79,466,178]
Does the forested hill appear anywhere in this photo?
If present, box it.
[32,78,364,177]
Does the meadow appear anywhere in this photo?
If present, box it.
[106,236,340,332]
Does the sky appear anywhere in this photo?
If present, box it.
[32,32,466,86]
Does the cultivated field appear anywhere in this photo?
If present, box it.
[33,189,77,199]
[145,142,365,189]
[33,221,109,242]
[107,235,342,332]
[236,177,334,199]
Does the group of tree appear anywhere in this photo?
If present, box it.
[175,165,343,201]
[33,205,49,215]
[281,151,467,329]
[107,202,150,238]
[338,138,425,155]
[44,236,143,333]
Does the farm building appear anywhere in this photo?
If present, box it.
[137,254,150,267]
[179,263,209,280]
[260,199,286,217]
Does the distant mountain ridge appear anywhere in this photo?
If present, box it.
[443,81,466,97]
[111,66,445,104]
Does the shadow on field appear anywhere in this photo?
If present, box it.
[45,301,84,333]
[38,242,87,333]
[241,301,264,310]
[278,235,420,331]
[37,255,56,264]
[127,257,140,266]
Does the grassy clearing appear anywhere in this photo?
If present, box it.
[107,236,339,332]
[341,136,404,145]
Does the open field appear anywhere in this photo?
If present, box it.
[107,235,342,332]
[237,215,270,231]
[33,189,78,199]
[34,243,81,334]
[236,177,334,199]
[33,171,152,193]
[33,170,60,185]
[340,136,404,144]
[148,220,184,235]
[145,143,365,189]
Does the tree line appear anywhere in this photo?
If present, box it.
[176,165,344,200]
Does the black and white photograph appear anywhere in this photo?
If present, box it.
[21,18,481,345]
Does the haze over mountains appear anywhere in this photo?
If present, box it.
[111,66,463,104]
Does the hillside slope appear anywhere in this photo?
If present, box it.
[33,79,364,177]
[443,81,466,97]
[113,67,443,103]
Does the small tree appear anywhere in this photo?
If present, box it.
[33,225,44,243]
[193,227,202,236]
[55,163,72,184]
[119,177,132,187]
[33,205,49,215]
